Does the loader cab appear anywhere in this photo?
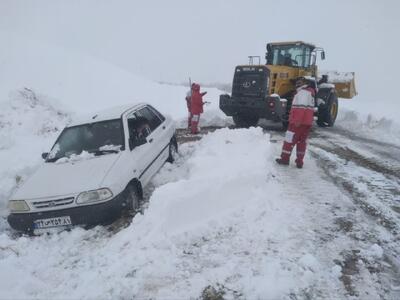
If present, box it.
[265,41,324,96]
[266,41,315,68]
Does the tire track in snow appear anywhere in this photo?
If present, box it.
[309,147,400,298]
[310,129,400,234]
[176,124,400,297]
[307,128,400,298]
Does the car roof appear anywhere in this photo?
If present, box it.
[69,103,146,126]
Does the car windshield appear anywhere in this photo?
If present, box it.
[267,44,313,68]
[46,119,124,162]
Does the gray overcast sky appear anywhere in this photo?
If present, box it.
[0,0,399,103]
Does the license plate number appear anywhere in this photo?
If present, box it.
[33,216,72,229]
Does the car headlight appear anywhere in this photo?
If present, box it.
[8,200,30,212]
[76,188,113,204]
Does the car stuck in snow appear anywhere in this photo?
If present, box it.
[7,103,177,233]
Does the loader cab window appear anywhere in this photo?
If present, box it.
[267,44,313,68]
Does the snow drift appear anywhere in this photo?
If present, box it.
[0,89,71,222]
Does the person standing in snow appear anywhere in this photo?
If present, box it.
[276,77,316,168]
[185,83,195,128]
[190,83,207,134]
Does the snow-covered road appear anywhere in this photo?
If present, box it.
[1,120,400,299]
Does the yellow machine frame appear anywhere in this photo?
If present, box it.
[249,41,357,99]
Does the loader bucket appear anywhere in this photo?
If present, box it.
[320,71,357,99]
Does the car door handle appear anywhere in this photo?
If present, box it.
[149,138,153,143]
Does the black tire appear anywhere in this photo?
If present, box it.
[281,111,290,130]
[233,114,259,128]
[167,136,178,163]
[317,91,338,127]
[281,120,289,130]
[124,183,141,212]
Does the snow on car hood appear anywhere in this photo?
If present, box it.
[12,152,121,200]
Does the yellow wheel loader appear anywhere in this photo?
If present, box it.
[219,41,357,128]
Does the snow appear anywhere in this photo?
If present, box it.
[0,128,339,298]
[362,244,384,259]
[99,144,122,152]
[318,83,335,89]
[336,105,400,145]
[0,32,226,125]
[0,88,71,219]
[54,151,95,164]
[1,22,400,299]
[1,121,397,298]
[320,70,355,83]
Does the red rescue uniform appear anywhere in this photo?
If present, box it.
[185,89,192,128]
[279,85,315,167]
[190,84,206,134]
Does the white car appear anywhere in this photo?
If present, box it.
[7,103,177,233]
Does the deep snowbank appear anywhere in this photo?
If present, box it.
[0,89,71,220]
[337,100,400,146]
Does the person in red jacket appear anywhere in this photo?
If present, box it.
[276,77,316,168]
[190,83,207,134]
[185,83,195,128]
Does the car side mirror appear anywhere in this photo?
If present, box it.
[129,137,147,150]
[321,51,325,60]
[41,152,49,160]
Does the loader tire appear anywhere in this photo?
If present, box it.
[233,114,259,128]
[317,91,338,127]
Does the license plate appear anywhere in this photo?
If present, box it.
[33,216,72,229]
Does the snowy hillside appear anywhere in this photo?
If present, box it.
[0,32,226,123]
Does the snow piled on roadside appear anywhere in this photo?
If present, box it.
[336,107,400,146]
[0,89,71,222]
[0,128,340,299]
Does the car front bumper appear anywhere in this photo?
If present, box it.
[7,191,126,233]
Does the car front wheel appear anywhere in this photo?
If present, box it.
[167,136,178,163]
[124,183,140,212]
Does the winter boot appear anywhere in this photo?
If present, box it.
[295,159,303,169]
[275,158,289,166]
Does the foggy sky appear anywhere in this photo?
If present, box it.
[0,0,399,105]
